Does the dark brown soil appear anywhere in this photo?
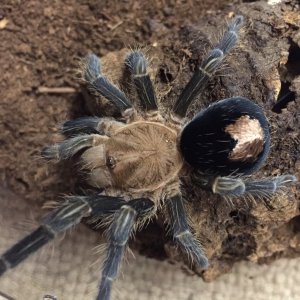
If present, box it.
[0,0,299,284]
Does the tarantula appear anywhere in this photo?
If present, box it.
[0,15,296,300]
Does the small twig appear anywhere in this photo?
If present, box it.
[108,20,123,31]
[100,11,113,21]
[37,86,76,94]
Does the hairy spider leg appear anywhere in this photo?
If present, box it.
[98,198,154,300]
[82,53,132,111]
[243,175,297,196]
[0,195,127,276]
[125,51,158,111]
[173,15,244,117]
[167,194,209,268]
[61,117,125,138]
[61,116,104,137]
[212,175,297,198]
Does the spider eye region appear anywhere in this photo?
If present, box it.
[180,97,270,176]
[106,155,116,169]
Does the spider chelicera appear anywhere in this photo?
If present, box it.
[0,15,296,300]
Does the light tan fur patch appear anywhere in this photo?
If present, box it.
[225,115,264,161]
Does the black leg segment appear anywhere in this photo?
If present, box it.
[212,175,297,198]
[97,198,154,300]
[166,194,209,268]
[97,205,136,300]
[243,175,297,197]
[173,16,243,117]
[0,195,126,277]
[125,51,158,111]
[82,53,132,111]
[61,116,103,137]
[0,226,54,276]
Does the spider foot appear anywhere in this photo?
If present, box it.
[167,194,209,269]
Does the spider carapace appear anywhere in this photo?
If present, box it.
[79,119,183,194]
[0,15,296,300]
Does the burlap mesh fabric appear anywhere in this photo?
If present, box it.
[1,187,300,300]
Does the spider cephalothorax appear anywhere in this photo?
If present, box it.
[0,15,296,300]
[79,120,183,194]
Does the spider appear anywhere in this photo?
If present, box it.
[0,15,297,300]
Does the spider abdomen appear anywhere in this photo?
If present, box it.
[180,97,270,176]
